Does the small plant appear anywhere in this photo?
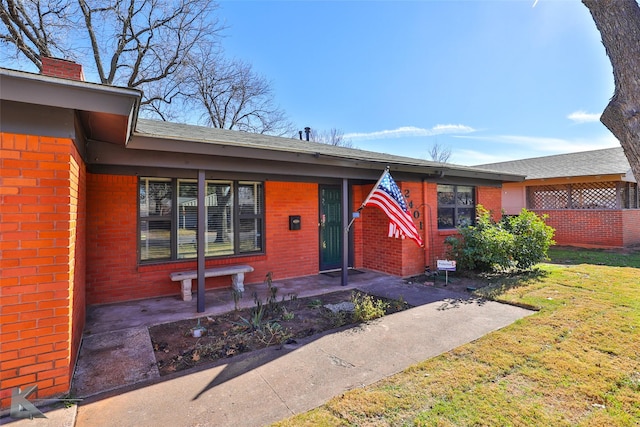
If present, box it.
[282,307,295,321]
[389,296,407,312]
[264,271,282,314]
[256,321,292,346]
[235,297,265,331]
[352,292,389,322]
[307,298,323,309]
[325,310,351,328]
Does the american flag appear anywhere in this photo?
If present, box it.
[363,170,424,247]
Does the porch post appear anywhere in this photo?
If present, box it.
[197,169,206,312]
[341,178,349,286]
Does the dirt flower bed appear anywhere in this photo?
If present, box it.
[149,290,411,375]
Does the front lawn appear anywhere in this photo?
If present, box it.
[274,248,640,426]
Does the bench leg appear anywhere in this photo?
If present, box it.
[231,273,245,294]
[181,279,193,301]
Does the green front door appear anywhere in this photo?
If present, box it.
[319,186,342,271]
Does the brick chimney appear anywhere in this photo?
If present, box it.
[41,57,85,81]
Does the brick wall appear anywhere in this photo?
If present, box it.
[69,148,86,376]
[84,174,512,305]
[622,210,640,247]
[359,180,426,277]
[0,133,86,409]
[351,185,365,268]
[263,181,319,279]
[86,177,321,304]
[535,209,627,248]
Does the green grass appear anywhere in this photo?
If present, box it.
[548,246,640,268]
[272,248,640,426]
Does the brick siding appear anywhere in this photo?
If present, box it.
[622,210,640,247]
[535,209,640,248]
[86,178,321,304]
[0,133,86,409]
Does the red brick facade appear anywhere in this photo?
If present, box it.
[1,132,506,409]
[359,182,503,277]
[85,178,322,304]
[534,209,640,248]
[0,133,86,409]
[622,210,640,247]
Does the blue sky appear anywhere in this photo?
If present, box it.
[216,0,618,165]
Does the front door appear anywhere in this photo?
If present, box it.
[319,186,342,271]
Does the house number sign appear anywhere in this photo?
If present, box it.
[403,189,423,230]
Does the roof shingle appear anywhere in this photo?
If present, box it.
[474,147,631,180]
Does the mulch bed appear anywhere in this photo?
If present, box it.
[149,290,411,375]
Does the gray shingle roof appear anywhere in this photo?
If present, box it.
[135,118,437,167]
[474,147,631,180]
[135,118,524,181]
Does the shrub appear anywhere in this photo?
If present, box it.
[445,205,555,272]
[352,292,389,322]
[502,208,556,270]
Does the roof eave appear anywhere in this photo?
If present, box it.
[0,67,141,145]
[127,132,525,182]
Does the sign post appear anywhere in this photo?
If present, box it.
[436,260,457,285]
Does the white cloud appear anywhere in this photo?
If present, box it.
[567,110,601,124]
[345,124,476,141]
[456,133,618,153]
[452,133,620,165]
[451,149,509,166]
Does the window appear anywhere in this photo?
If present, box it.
[139,178,264,262]
[437,185,475,229]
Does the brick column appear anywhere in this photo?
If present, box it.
[0,133,86,409]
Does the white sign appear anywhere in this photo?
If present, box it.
[436,260,457,271]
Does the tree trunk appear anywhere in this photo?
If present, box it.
[583,0,640,180]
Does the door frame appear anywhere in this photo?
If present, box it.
[318,184,353,271]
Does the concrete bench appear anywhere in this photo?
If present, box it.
[169,265,254,301]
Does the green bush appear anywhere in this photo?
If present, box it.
[445,206,555,272]
[352,292,389,322]
[503,208,556,270]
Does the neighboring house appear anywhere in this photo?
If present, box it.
[0,59,523,408]
[475,147,640,248]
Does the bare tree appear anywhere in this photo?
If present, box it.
[0,0,292,135]
[582,0,640,180]
[0,0,73,65]
[186,46,294,135]
[308,128,354,148]
[427,141,452,163]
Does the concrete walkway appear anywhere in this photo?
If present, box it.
[1,272,533,426]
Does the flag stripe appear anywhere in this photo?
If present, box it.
[367,193,418,238]
[367,194,417,236]
[363,171,423,246]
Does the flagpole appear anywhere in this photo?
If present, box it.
[346,166,389,232]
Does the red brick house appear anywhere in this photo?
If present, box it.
[476,147,640,248]
[0,60,523,408]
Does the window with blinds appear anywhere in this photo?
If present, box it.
[139,178,264,262]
